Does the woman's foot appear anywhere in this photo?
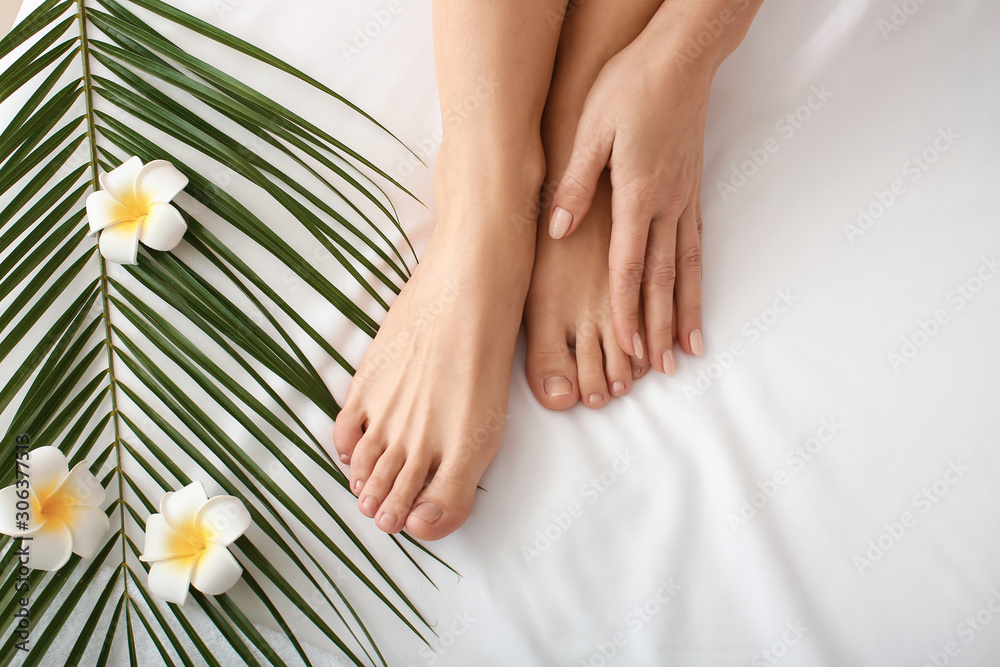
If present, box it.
[524,172,652,410]
[331,146,542,540]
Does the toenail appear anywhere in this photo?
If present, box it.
[377,512,398,531]
[544,376,572,397]
[631,333,644,360]
[339,453,349,464]
[352,480,364,495]
[411,502,443,524]
[631,365,643,379]
[612,381,625,395]
[361,496,377,514]
[588,393,604,406]
[662,349,676,377]
[549,206,573,239]
[689,329,704,356]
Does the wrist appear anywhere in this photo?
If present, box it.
[640,0,761,75]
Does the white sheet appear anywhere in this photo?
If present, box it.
[9,0,1000,665]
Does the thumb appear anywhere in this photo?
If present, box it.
[548,118,612,239]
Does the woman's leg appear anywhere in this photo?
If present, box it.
[330,0,567,540]
[525,0,667,410]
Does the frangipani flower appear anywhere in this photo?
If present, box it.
[0,446,110,571]
[140,481,251,606]
[86,156,189,264]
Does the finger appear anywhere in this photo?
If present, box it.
[675,195,703,356]
[548,113,613,240]
[608,187,652,359]
[642,216,678,375]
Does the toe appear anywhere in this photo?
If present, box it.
[375,457,432,534]
[404,460,478,541]
[357,446,405,519]
[526,322,580,410]
[602,331,633,397]
[348,432,386,498]
[575,326,609,409]
[332,405,365,464]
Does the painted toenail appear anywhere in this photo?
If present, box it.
[549,206,572,239]
[361,496,377,513]
[631,365,643,378]
[631,333,644,360]
[544,376,572,397]
[689,329,704,356]
[411,502,443,524]
[662,349,676,376]
[352,480,364,495]
[339,453,349,464]
[377,513,398,531]
[588,393,603,406]
[612,381,625,395]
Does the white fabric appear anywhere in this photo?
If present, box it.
[7,0,1000,664]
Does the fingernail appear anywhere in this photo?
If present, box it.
[544,376,572,397]
[352,480,364,495]
[612,381,626,395]
[662,349,676,376]
[339,453,349,464]
[377,512,398,531]
[411,502,443,524]
[361,496,377,514]
[588,393,604,406]
[549,206,572,239]
[631,365,643,379]
[689,329,704,356]
[631,333,644,360]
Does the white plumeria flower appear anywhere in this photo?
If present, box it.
[0,447,110,571]
[140,481,251,606]
[86,156,189,264]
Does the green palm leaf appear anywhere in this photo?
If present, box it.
[0,1,446,664]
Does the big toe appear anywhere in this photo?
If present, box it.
[404,462,478,541]
[526,325,580,411]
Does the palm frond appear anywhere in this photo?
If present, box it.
[0,0,443,664]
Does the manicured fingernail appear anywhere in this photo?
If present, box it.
[631,333,644,360]
[612,381,626,395]
[352,480,364,495]
[411,502,443,524]
[339,453,349,464]
[549,206,572,239]
[588,393,604,406]
[662,349,676,376]
[361,496,377,514]
[689,329,704,356]
[544,376,572,397]
[377,513,397,531]
[631,365,643,379]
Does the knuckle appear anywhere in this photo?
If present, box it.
[612,259,647,288]
[559,172,593,204]
[644,262,677,288]
[680,245,702,272]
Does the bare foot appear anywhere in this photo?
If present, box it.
[330,146,542,540]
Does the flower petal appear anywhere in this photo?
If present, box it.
[86,190,132,235]
[135,159,188,204]
[23,516,73,571]
[160,481,208,536]
[44,504,109,559]
[195,496,250,547]
[0,486,41,535]
[98,220,141,265]
[141,513,199,562]
[139,202,187,252]
[51,461,106,508]
[98,156,143,209]
[148,555,198,606]
[190,542,242,596]
[27,446,68,501]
